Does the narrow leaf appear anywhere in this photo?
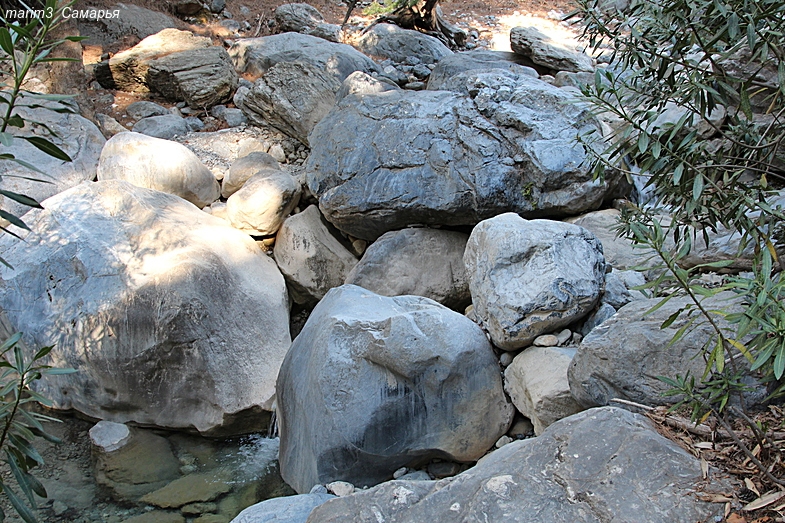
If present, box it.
[20,137,71,162]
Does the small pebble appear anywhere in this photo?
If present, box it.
[499,352,514,367]
[393,467,407,479]
[326,481,355,497]
[495,435,512,448]
[310,484,328,494]
[533,334,559,347]
[268,143,286,163]
[556,329,572,345]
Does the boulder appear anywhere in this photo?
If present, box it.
[427,50,537,90]
[335,71,400,103]
[305,407,727,523]
[0,181,291,434]
[504,346,584,435]
[222,152,281,198]
[97,132,220,207]
[464,214,606,350]
[345,228,470,309]
[230,494,335,523]
[76,3,176,42]
[564,209,645,270]
[95,29,212,92]
[229,33,379,83]
[568,292,741,408]
[132,114,191,140]
[274,3,325,33]
[90,422,181,500]
[140,472,231,508]
[126,101,169,120]
[308,23,342,43]
[602,269,645,309]
[306,71,608,240]
[565,208,756,271]
[0,101,105,218]
[226,169,301,236]
[356,24,452,64]
[234,61,340,145]
[510,26,594,73]
[147,47,239,109]
[95,113,129,137]
[277,285,513,493]
[174,0,202,15]
[273,205,358,304]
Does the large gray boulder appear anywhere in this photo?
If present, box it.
[229,33,379,83]
[76,3,176,42]
[225,168,301,236]
[147,46,238,109]
[231,493,335,523]
[336,71,400,103]
[566,208,756,271]
[234,61,340,145]
[305,407,727,523]
[356,24,452,64]
[345,228,470,309]
[94,29,212,92]
[277,285,513,493]
[273,206,358,305]
[0,101,105,218]
[565,209,646,270]
[0,181,291,435]
[510,26,594,73]
[464,214,606,350]
[306,71,608,240]
[568,292,743,408]
[131,114,190,140]
[274,3,324,33]
[427,50,537,90]
[97,132,220,208]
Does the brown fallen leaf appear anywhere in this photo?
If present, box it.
[726,513,747,523]
[743,491,785,511]
[697,493,734,503]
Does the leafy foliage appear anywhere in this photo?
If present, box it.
[0,333,74,523]
[575,0,785,481]
[0,1,82,519]
[0,0,86,268]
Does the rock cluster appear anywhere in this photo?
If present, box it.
[0,6,752,520]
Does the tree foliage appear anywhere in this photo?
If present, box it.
[576,0,785,484]
[0,1,81,519]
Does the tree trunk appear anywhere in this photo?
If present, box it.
[344,0,467,48]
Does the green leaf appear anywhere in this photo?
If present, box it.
[775,345,785,380]
[5,115,24,129]
[644,295,675,317]
[692,174,704,201]
[0,211,30,232]
[1,483,36,523]
[6,451,35,508]
[40,367,76,375]
[20,137,71,162]
[0,333,22,354]
[32,346,51,361]
[7,434,43,466]
[661,308,684,329]
[0,28,13,56]
[0,191,41,209]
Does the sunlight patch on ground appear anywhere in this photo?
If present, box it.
[489,13,585,53]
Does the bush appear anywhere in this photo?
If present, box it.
[575,0,785,483]
[0,1,81,520]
